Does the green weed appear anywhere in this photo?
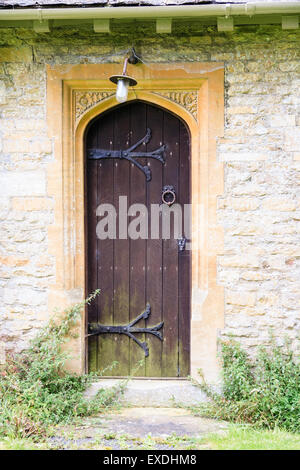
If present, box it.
[0,290,124,439]
[194,338,300,433]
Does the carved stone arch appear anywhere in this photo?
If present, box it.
[75,91,198,138]
[75,89,198,125]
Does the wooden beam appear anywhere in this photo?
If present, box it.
[217,17,234,32]
[282,16,299,29]
[156,18,172,34]
[33,20,50,33]
[93,19,110,33]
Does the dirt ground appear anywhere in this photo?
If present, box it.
[49,407,227,450]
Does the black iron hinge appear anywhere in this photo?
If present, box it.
[87,303,164,357]
[87,128,165,182]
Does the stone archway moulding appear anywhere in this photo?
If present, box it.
[46,62,224,383]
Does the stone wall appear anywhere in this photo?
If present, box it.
[0,22,299,363]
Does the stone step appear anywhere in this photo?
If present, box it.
[84,379,208,407]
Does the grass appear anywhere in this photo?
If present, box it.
[0,438,49,450]
[207,425,300,451]
[1,424,299,450]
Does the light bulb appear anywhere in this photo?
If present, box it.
[116,78,129,103]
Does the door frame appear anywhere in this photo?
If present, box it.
[46,62,224,384]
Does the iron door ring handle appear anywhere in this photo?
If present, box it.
[162,186,176,206]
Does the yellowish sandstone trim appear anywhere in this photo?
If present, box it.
[46,62,224,383]
[12,197,53,211]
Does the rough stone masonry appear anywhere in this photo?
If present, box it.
[0,20,299,364]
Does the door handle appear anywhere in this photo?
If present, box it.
[162,185,176,206]
[178,237,186,252]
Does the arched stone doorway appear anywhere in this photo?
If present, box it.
[46,62,224,384]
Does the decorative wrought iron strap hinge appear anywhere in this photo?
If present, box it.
[87,303,164,357]
[87,128,166,182]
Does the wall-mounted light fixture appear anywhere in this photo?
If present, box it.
[109,48,139,103]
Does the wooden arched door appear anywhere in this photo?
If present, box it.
[86,101,191,377]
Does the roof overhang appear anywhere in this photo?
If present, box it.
[0,3,300,19]
[1,3,300,32]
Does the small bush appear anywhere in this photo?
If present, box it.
[196,339,300,433]
[0,290,123,439]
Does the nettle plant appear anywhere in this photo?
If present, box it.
[197,338,300,433]
[0,290,123,439]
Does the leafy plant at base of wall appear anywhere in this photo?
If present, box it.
[0,290,124,439]
[194,339,300,433]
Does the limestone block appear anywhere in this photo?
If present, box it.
[218,269,240,284]
[269,114,296,127]
[13,320,34,331]
[262,198,296,212]
[0,197,10,211]
[262,256,285,270]
[190,36,212,45]
[227,292,256,307]
[245,309,266,316]
[279,61,300,72]
[0,256,29,267]
[35,255,54,268]
[220,153,268,162]
[219,197,260,211]
[241,271,268,281]
[257,294,278,307]
[227,106,257,114]
[4,287,47,306]
[228,224,261,236]
[285,128,300,151]
[220,255,260,268]
[281,295,300,310]
[0,171,46,196]
[3,138,52,154]
[0,80,6,105]
[14,119,46,131]
[242,179,267,194]
[0,47,32,63]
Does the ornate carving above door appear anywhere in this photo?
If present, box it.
[75,91,115,120]
[152,91,198,120]
[74,89,198,122]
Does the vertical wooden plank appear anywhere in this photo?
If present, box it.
[145,104,164,377]
[129,101,147,376]
[86,121,98,372]
[113,105,131,376]
[178,122,191,376]
[162,113,180,377]
[96,113,115,375]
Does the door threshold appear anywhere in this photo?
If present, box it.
[95,376,190,380]
[85,377,207,406]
